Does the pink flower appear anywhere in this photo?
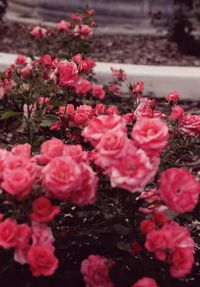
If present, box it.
[15,55,27,65]
[40,54,52,67]
[82,115,126,146]
[20,65,32,78]
[16,224,31,250]
[74,24,93,39]
[30,26,48,38]
[170,106,184,120]
[0,218,17,249]
[42,156,82,201]
[56,20,71,32]
[169,247,194,278]
[111,67,127,81]
[108,142,159,193]
[122,113,135,125]
[73,104,93,127]
[58,60,79,87]
[94,104,106,116]
[140,220,156,235]
[92,84,105,99]
[75,78,91,95]
[63,145,88,163]
[27,244,58,277]
[69,162,98,205]
[158,168,200,214]
[180,114,200,136]
[132,81,144,94]
[108,83,121,96]
[79,57,96,74]
[11,143,31,159]
[2,167,35,198]
[131,118,169,156]
[105,107,119,115]
[37,138,65,164]
[81,255,114,287]
[166,91,179,104]
[132,277,159,287]
[30,197,60,223]
[31,222,54,246]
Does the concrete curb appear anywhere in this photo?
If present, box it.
[0,52,200,100]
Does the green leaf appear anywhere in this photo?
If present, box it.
[0,111,20,120]
[40,114,59,127]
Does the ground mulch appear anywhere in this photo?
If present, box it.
[1,22,200,66]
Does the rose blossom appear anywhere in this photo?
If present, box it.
[56,20,71,32]
[30,26,48,38]
[2,167,35,198]
[107,142,159,193]
[30,197,60,223]
[180,114,200,136]
[106,107,119,115]
[58,60,79,87]
[41,54,52,67]
[75,78,91,95]
[140,219,156,234]
[69,162,98,205]
[166,91,179,104]
[170,106,184,120]
[82,115,126,147]
[31,222,54,246]
[15,55,27,65]
[27,244,58,277]
[131,117,169,156]
[42,156,82,201]
[169,247,194,278]
[108,83,121,96]
[79,57,96,74]
[132,277,159,287]
[73,105,93,127]
[81,255,114,287]
[111,67,127,81]
[74,24,93,39]
[63,144,88,163]
[11,143,31,159]
[132,81,144,94]
[92,84,105,99]
[158,168,200,214]
[0,218,17,249]
[36,138,65,164]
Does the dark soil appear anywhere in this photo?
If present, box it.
[1,22,200,66]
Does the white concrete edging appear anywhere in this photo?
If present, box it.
[0,52,200,100]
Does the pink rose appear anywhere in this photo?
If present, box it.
[108,142,159,193]
[122,113,135,125]
[140,220,156,235]
[27,244,58,277]
[180,114,200,136]
[40,54,52,67]
[30,26,48,38]
[132,81,144,94]
[132,277,159,287]
[58,60,79,87]
[111,67,127,81]
[30,197,60,223]
[2,167,35,198]
[81,255,114,287]
[15,55,27,65]
[20,65,32,78]
[169,247,194,278]
[79,57,96,74]
[82,115,126,147]
[131,117,169,156]
[166,91,179,104]
[75,78,91,95]
[0,218,17,249]
[56,20,71,32]
[106,107,119,115]
[74,24,93,39]
[108,83,121,96]
[31,222,54,246]
[92,84,105,99]
[11,143,31,158]
[94,104,106,116]
[16,224,31,250]
[158,168,200,214]
[170,106,184,120]
[37,138,65,164]
[42,156,82,201]
[63,144,88,163]
[69,162,98,205]
[73,105,93,127]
